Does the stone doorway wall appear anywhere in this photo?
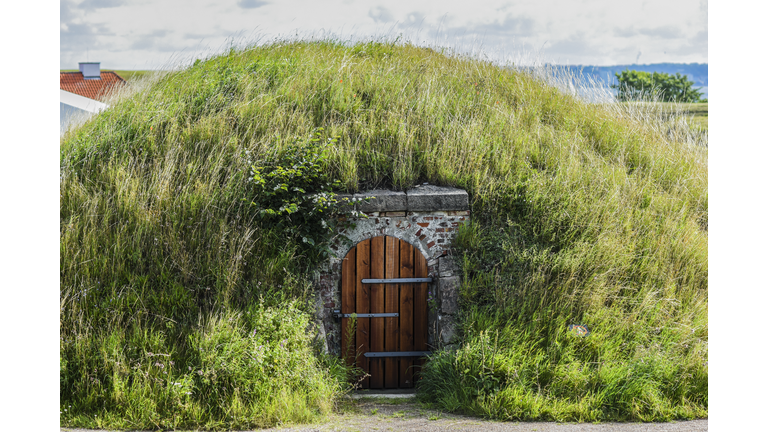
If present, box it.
[314,185,470,356]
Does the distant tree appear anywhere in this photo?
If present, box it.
[612,70,704,103]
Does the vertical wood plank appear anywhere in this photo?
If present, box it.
[384,236,400,388]
[413,249,429,383]
[399,240,415,388]
[369,236,385,389]
[341,246,356,369]
[355,238,371,388]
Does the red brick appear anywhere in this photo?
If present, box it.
[436,228,445,233]
[416,229,423,237]
[417,222,430,227]
[427,241,435,248]
[419,235,427,240]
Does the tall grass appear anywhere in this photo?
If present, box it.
[61,38,706,427]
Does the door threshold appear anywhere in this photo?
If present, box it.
[348,388,417,399]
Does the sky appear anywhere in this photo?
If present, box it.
[60,0,708,70]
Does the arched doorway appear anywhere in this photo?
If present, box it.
[338,235,431,389]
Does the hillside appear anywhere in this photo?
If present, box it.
[60,40,708,429]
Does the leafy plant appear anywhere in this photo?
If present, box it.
[245,129,346,260]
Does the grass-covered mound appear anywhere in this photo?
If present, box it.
[60,40,707,428]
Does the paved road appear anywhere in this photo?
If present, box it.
[61,401,707,432]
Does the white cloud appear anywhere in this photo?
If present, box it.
[637,25,683,39]
[78,0,129,10]
[369,6,395,24]
[237,0,269,9]
[399,11,427,29]
[449,14,535,37]
[59,0,707,69]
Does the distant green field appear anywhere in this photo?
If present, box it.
[617,102,708,132]
[657,102,708,130]
[685,103,708,130]
[61,69,154,81]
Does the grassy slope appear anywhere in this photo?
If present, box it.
[60,41,707,428]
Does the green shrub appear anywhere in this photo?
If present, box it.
[60,302,345,430]
[245,129,345,259]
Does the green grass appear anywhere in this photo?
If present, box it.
[60,39,707,428]
[112,70,154,81]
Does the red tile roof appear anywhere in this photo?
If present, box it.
[60,71,126,101]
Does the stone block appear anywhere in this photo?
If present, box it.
[406,185,469,211]
[439,316,457,345]
[335,194,356,212]
[439,276,460,315]
[354,189,407,212]
[439,256,460,278]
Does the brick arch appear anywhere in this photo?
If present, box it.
[333,224,435,265]
[314,186,470,356]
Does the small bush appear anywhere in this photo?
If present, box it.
[245,129,345,260]
[60,301,346,430]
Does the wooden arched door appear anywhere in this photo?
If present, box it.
[337,236,431,389]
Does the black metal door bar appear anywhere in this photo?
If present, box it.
[361,278,433,284]
[363,351,432,358]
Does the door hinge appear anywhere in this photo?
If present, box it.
[361,278,433,284]
[363,351,432,357]
[332,310,399,321]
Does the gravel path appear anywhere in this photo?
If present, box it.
[258,400,708,432]
[61,400,707,432]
